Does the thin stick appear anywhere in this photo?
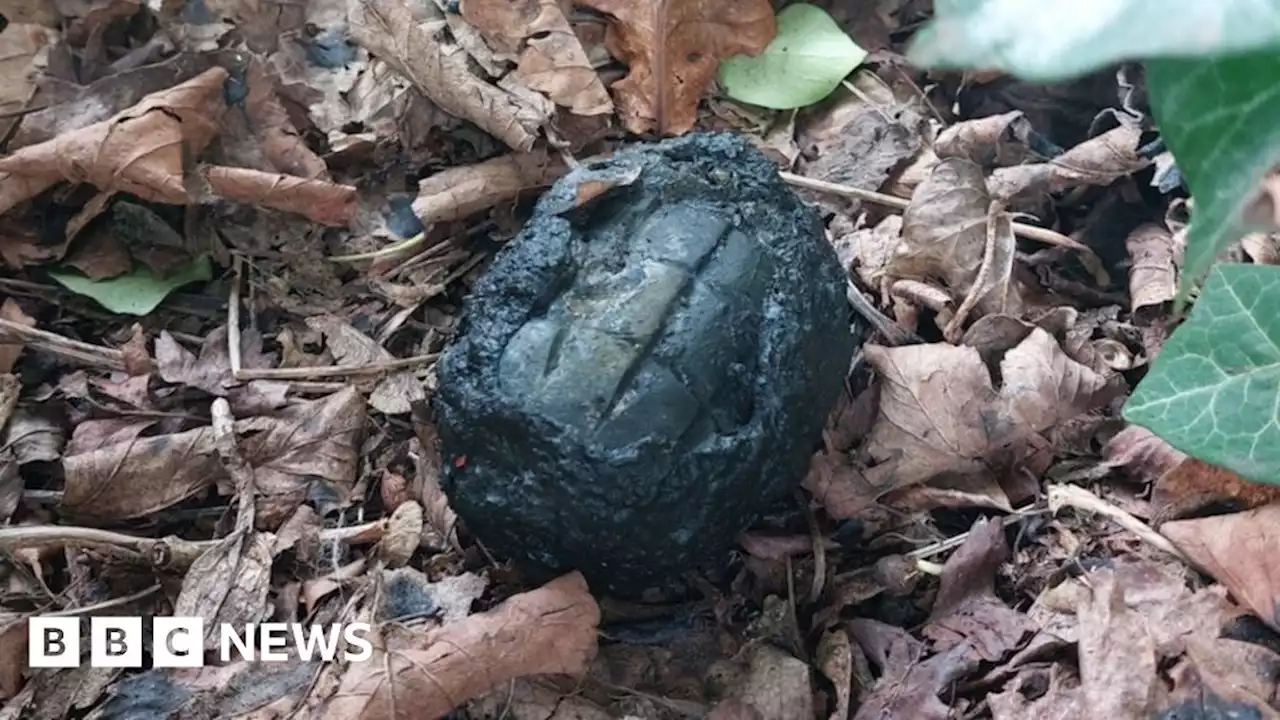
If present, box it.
[1047,484,1193,566]
[227,255,244,377]
[0,318,124,371]
[233,352,439,381]
[943,201,1003,342]
[779,171,1081,250]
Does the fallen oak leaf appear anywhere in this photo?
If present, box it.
[321,571,599,718]
[579,0,775,135]
[0,66,229,216]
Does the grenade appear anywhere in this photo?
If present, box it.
[434,132,863,595]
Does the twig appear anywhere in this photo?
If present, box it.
[227,255,244,377]
[779,171,1080,250]
[846,282,920,346]
[0,519,388,570]
[43,584,162,617]
[233,352,439,381]
[0,318,124,371]
[907,504,1045,560]
[1047,484,1193,566]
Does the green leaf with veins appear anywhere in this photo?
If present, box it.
[907,0,1280,81]
[1124,264,1280,483]
[50,254,213,316]
[1146,52,1280,298]
[718,3,866,110]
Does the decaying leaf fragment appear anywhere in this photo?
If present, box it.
[323,571,599,718]
[578,0,776,135]
[349,0,550,151]
[461,0,612,115]
[0,67,229,216]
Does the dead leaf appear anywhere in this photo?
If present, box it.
[0,24,56,116]
[578,0,775,135]
[1241,232,1280,265]
[935,110,1037,167]
[1152,458,1280,523]
[708,699,765,720]
[816,629,853,720]
[802,451,880,519]
[987,664,1084,720]
[155,326,288,415]
[240,61,329,180]
[0,616,26,701]
[0,66,229,216]
[173,528,275,650]
[1166,636,1280,720]
[924,517,1036,660]
[461,0,612,115]
[305,315,426,415]
[1102,424,1188,482]
[830,214,901,289]
[1125,223,1177,312]
[198,165,357,227]
[376,500,423,567]
[892,157,1025,317]
[850,618,978,720]
[0,300,34,373]
[1076,568,1166,717]
[864,328,1119,489]
[1163,503,1280,632]
[412,148,568,227]
[349,0,550,151]
[324,571,599,718]
[988,122,1150,203]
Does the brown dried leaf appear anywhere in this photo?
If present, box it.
[802,450,880,519]
[62,423,222,520]
[1168,636,1280,719]
[1125,223,1177,312]
[173,528,275,650]
[816,629,853,720]
[924,517,1036,661]
[1102,425,1188,483]
[1076,568,1165,716]
[1163,504,1280,632]
[376,500,423,568]
[0,616,25,701]
[350,0,549,151]
[0,67,229,216]
[241,61,328,180]
[412,148,567,226]
[462,0,612,115]
[199,166,357,227]
[324,572,599,718]
[831,214,901,289]
[1152,459,1280,522]
[0,300,34,373]
[865,328,1119,490]
[155,326,288,414]
[988,122,1150,203]
[305,315,426,415]
[235,386,364,501]
[578,0,775,135]
[0,24,56,112]
[892,157,1023,316]
[850,618,977,720]
[935,110,1036,167]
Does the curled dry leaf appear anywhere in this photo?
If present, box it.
[461,0,612,115]
[987,122,1151,203]
[578,0,776,135]
[173,529,275,650]
[199,166,357,227]
[1125,223,1177,312]
[324,571,599,719]
[376,500,423,568]
[864,328,1120,490]
[0,66,229,216]
[412,148,568,227]
[935,110,1037,167]
[349,0,550,151]
[893,157,1023,318]
[241,61,329,180]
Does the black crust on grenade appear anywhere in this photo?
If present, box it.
[434,132,862,595]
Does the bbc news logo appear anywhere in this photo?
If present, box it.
[28,617,373,668]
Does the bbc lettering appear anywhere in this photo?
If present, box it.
[28,618,373,668]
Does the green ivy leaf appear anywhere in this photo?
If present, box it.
[1124,263,1280,483]
[49,255,214,316]
[906,0,1280,81]
[718,3,866,110]
[1146,52,1280,298]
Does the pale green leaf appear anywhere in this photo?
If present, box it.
[50,255,214,316]
[1124,264,1280,484]
[907,0,1280,81]
[718,3,867,110]
[1146,52,1280,297]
